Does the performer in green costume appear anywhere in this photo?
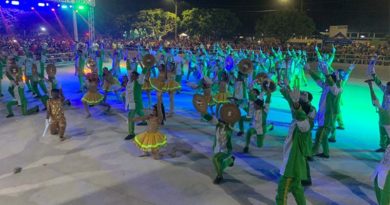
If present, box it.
[6,64,39,118]
[276,87,311,205]
[124,69,147,140]
[310,62,341,158]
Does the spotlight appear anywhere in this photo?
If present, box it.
[38,3,45,7]
[78,5,84,10]
[12,39,17,43]
[61,5,68,9]
[40,27,46,31]
[31,7,35,10]
[5,0,9,4]
[11,0,19,5]
[51,8,55,12]
[69,5,73,8]
[57,4,60,7]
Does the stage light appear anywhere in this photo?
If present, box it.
[40,27,46,31]
[5,1,9,4]
[57,4,60,7]
[46,3,49,6]
[51,8,55,12]
[61,5,68,9]
[12,39,17,43]
[69,5,73,8]
[38,3,45,7]
[78,5,84,10]
[31,7,35,10]
[11,1,19,5]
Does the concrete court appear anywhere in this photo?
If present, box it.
[0,63,389,205]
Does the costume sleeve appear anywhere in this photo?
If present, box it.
[325,75,341,95]
[137,74,145,85]
[309,70,325,88]
[294,109,310,132]
[372,74,387,93]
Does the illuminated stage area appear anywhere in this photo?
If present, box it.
[0,63,385,205]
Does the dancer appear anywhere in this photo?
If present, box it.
[328,64,355,142]
[46,89,67,141]
[131,92,167,160]
[6,64,39,118]
[0,52,6,97]
[367,57,390,152]
[81,72,111,118]
[75,47,86,92]
[276,87,311,205]
[243,91,273,153]
[102,67,121,102]
[164,61,181,117]
[198,102,237,184]
[310,62,341,158]
[124,70,147,140]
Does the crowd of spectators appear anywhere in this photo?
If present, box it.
[2,34,390,65]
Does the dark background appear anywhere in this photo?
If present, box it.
[95,0,390,34]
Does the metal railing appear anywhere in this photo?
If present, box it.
[47,50,390,67]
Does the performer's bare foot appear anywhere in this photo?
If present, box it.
[60,136,66,141]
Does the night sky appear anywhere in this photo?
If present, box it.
[95,0,390,34]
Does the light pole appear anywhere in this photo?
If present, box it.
[174,0,178,40]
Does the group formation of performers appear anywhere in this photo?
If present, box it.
[1,41,389,205]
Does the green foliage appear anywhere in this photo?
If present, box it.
[180,8,240,39]
[132,9,179,39]
[255,11,315,42]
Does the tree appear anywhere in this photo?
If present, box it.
[132,9,178,39]
[113,14,137,35]
[255,11,315,43]
[180,8,240,39]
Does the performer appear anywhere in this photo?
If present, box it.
[367,57,390,152]
[46,89,67,141]
[198,103,237,184]
[124,70,147,140]
[328,64,355,142]
[6,64,39,118]
[213,71,230,115]
[44,64,71,106]
[75,47,86,92]
[243,92,273,153]
[102,67,121,102]
[372,145,390,205]
[163,61,182,117]
[310,63,341,158]
[142,69,153,110]
[276,87,311,205]
[0,52,5,97]
[81,72,111,118]
[131,92,167,160]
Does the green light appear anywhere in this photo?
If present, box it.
[78,5,85,10]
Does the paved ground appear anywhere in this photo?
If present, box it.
[0,63,388,205]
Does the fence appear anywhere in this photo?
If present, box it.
[47,50,390,67]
